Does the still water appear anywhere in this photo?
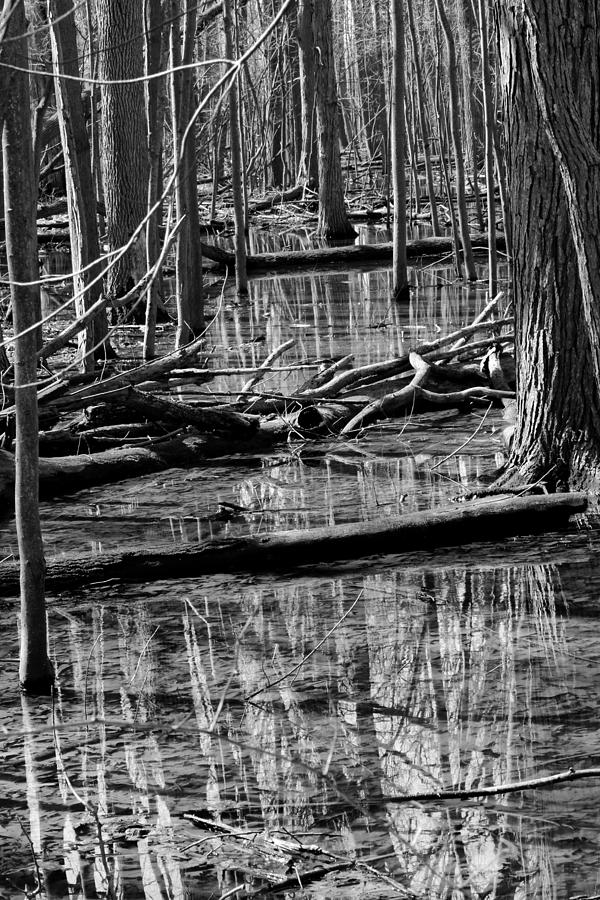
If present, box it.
[2,248,599,899]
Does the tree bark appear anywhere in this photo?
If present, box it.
[1,0,54,692]
[496,2,600,489]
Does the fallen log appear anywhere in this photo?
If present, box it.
[0,427,286,507]
[200,232,506,272]
[38,422,172,455]
[0,492,586,594]
[341,353,431,433]
[301,323,513,400]
[248,184,306,213]
[122,387,258,434]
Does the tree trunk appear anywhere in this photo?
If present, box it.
[390,0,408,301]
[1,0,54,693]
[496,1,600,489]
[296,0,319,187]
[48,0,110,370]
[223,0,248,294]
[309,0,356,239]
[171,0,206,343]
[97,0,148,311]
[143,0,166,360]
[477,0,496,297]
[434,0,477,279]
[407,0,440,235]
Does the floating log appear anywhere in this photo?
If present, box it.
[0,492,586,595]
[200,232,506,272]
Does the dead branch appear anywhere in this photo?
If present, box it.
[384,765,600,803]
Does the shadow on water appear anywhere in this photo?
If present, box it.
[5,243,597,898]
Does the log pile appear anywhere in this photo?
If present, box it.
[0,294,515,505]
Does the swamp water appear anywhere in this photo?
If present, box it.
[2,249,600,899]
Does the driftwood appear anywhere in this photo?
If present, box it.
[201,232,506,272]
[0,492,586,594]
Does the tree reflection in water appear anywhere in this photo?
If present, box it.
[3,553,600,899]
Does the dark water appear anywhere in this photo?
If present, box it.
[3,248,599,900]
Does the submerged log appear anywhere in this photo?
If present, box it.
[0,492,586,594]
[201,232,506,272]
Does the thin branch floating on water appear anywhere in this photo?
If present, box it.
[384,766,600,803]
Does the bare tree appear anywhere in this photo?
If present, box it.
[433,0,477,280]
[390,0,408,301]
[223,0,248,294]
[299,0,356,239]
[48,0,111,370]
[1,0,53,693]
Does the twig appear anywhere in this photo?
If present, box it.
[428,402,493,470]
[239,338,296,394]
[244,590,363,701]
[451,291,505,350]
[384,765,600,803]
[17,818,43,897]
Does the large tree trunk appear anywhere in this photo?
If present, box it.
[98,0,148,312]
[496,2,600,489]
[1,0,54,693]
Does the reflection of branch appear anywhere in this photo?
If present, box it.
[51,696,116,900]
[385,766,600,803]
[243,590,363,701]
[18,818,43,896]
